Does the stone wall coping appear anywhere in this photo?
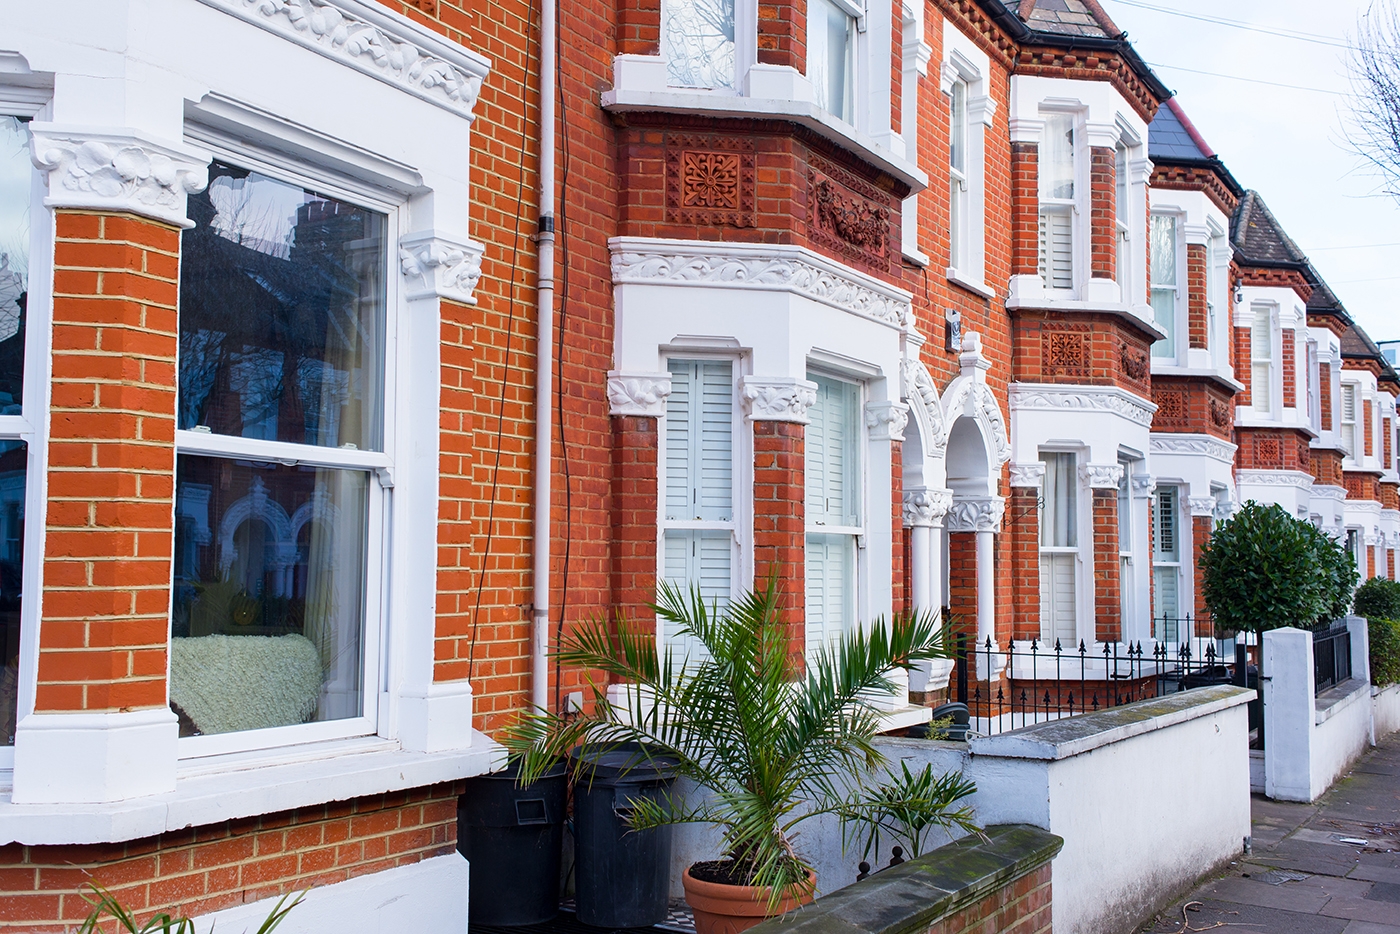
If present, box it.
[744,824,1062,934]
[969,685,1256,761]
[1315,678,1371,726]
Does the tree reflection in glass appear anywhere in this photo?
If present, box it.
[665,0,736,89]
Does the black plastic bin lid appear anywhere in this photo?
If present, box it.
[568,744,680,784]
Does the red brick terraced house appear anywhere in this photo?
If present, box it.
[0,0,1397,930]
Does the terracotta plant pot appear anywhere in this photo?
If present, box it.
[682,866,816,934]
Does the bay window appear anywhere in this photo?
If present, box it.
[805,374,861,650]
[0,113,32,751]
[809,0,859,123]
[1152,487,1180,642]
[949,78,968,274]
[1115,142,1130,293]
[1038,452,1077,647]
[173,158,390,752]
[1150,214,1179,359]
[662,358,737,657]
[1251,306,1274,414]
[664,0,737,90]
[1038,114,1076,293]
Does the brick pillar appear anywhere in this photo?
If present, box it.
[890,0,903,136]
[1237,326,1253,407]
[1369,542,1377,580]
[758,1,807,71]
[611,414,660,630]
[753,420,804,651]
[1187,243,1208,349]
[1010,142,1039,276]
[36,212,180,714]
[1192,515,1213,635]
[948,531,977,646]
[1008,470,1043,642]
[891,441,905,616]
[1320,362,1332,432]
[1089,146,1116,279]
[618,0,661,55]
[1282,329,1296,410]
[1091,486,1120,643]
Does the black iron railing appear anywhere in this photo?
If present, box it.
[1313,625,1352,694]
[952,631,1239,736]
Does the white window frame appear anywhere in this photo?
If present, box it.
[1307,339,1321,435]
[1341,381,1359,462]
[171,131,403,760]
[804,371,865,653]
[661,0,757,94]
[1117,456,1136,629]
[808,0,865,126]
[1152,486,1182,642]
[948,75,968,277]
[1149,211,1184,362]
[1037,107,1083,297]
[1250,303,1278,417]
[1038,450,1081,647]
[0,90,56,771]
[937,42,992,295]
[658,355,742,658]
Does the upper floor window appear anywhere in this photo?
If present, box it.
[1150,214,1179,359]
[665,0,737,90]
[0,114,32,751]
[809,0,859,122]
[1342,384,1358,457]
[1038,114,1076,292]
[662,358,737,658]
[1039,451,1077,646]
[173,158,390,753]
[1115,142,1129,292]
[949,78,968,274]
[1251,307,1273,414]
[806,374,861,650]
[1307,342,1321,434]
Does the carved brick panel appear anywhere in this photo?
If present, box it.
[1043,331,1088,378]
[665,132,756,228]
[804,154,896,272]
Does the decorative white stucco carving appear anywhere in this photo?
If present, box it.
[901,357,948,455]
[944,496,1004,532]
[902,488,952,527]
[1008,462,1045,488]
[1149,433,1237,464]
[1235,470,1316,491]
[610,238,912,329]
[1131,474,1156,495]
[939,332,1010,466]
[399,231,485,303]
[1079,464,1124,489]
[195,0,489,119]
[865,401,909,442]
[29,128,210,228]
[1010,383,1157,429]
[606,373,673,417]
[1188,496,1218,517]
[740,377,819,423]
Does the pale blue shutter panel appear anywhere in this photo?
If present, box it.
[698,362,733,520]
[665,361,693,518]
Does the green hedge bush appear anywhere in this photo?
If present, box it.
[1200,501,1358,635]
[1368,617,1400,686]
[1354,577,1400,621]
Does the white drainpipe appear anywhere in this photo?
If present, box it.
[531,0,557,714]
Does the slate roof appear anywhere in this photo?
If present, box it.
[1017,0,1117,38]
[1230,190,1309,268]
[1304,270,1351,324]
[1149,99,1210,162]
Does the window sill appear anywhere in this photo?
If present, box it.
[602,58,927,193]
[0,734,505,846]
[1148,363,1245,394]
[946,269,994,300]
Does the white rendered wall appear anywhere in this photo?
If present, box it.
[190,853,468,934]
[1373,683,1400,739]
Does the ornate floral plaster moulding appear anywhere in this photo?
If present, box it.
[29,127,211,228]
[608,237,913,330]
[195,0,489,120]
[740,376,819,423]
[607,372,673,417]
[399,231,485,304]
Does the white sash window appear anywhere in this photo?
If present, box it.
[664,0,738,90]
[949,78,969,274]
[1150,214,1179,359]
[1252,307,1274,414]
[1341,383,1358,460]
[1038,113,1076,293]
[805,375,861,650]
[1152,487,1181,642]
[809,0,861,123]
[1038,452,1077,647]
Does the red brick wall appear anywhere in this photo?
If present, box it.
[1345,472,1381,503]
[1186,243,1207,350]
[948,532,977,646]
[1312,449,1345,487]
[618,0,660,54]
[611,416,660,631]
[1320,362,1332,431]
[1390,549,1396,580]
[890,0,902,136]
[753,421,805,653]
[891,446,905,617]
[1010,486,1040,641]
[1092,488,1119,643]
[1382,482,1399,510]
[1236,429,1311,473]
[1011,311,1154,395]
[1236,325,1252,408]
[1281,329,1296,410]
[35,212,180,713]
[1385,417,1393,471]
[1369,545,1377,580]
[1151,376,1235,440]
[0,784,461,932]
[758,1,806,71]
[926,860,1052,934]
[1089,146,1116,279]
[1010,142,1038,277]
[1365,400,1375,457]
[1193,516,1212,629]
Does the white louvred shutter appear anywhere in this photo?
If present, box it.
[1039,553,1076,646]
[698,361,733,520]
[665,362,693,518]
[1155,490,1177,558]
[1154,567,1179,623]
[1251,313,1272,412]
[1038,208,1073,291]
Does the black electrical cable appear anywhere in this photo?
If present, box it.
[467,0,538,682]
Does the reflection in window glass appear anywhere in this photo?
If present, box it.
[665,0,736,89]
[0,441,24,746]
[1150,215,1178,358]
[179,161,386,451]
[170,457,367,737]
[808,0,855,123]
[0,117,30,414]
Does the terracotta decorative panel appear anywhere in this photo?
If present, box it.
[1043,331,1088,378]
[665,132,756,227]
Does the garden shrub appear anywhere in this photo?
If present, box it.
[1200,501,1358,635]
[1353,576,1400,621]
[1369,617,1400,687]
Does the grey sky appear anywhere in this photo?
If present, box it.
[1100,0,1400,342]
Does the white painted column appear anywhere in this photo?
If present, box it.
[904,487,952,691]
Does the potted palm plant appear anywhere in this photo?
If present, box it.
[505,579,979,934]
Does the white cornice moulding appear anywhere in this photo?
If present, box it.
[609,238,913,330]
[399,231,485,303]
[607,372,673,417]
[195,0,490,121]
[741,376,819,423]
[1010,383,1157,429]
[865,401,909,442]
[29,127,211,228]
[1149,432,1238,464]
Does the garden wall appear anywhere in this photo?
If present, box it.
[1373,682,1400,739]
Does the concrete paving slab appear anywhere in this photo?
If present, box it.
[1198,874,1340,913]
[1342,922,1400,934]
[1144,898,1347,933]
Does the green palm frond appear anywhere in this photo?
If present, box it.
[502,578,979,910]
[77,883,302,934]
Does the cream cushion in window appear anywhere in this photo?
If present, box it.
[170,633,323,736]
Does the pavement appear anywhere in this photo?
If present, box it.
[1140,732,1400,934]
